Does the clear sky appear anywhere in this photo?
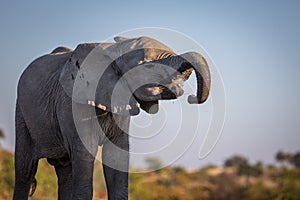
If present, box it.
[0,0,299,169]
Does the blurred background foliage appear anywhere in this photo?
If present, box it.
[1,130,300,200]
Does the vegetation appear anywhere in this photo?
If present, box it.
[1,146,300,199]
[145,157,163,171]
[276,150,300,169]
[0,129,4,139]
[0,129,4,148]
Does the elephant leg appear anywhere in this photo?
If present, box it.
[56,164,72,200]
[102,131,129,200]
[13,105,39,200]
[70,139,96,199]
[48,158,72,200]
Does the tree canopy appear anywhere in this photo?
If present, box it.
[0,129,4,138]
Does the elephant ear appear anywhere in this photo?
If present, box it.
[59,43,98,101]
[59,43,140,116]
[105,36,176,114]
[108,36,174,60]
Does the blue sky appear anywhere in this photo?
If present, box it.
[0,1,299,168]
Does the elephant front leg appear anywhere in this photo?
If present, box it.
[56,164,72,200]
[102,132,129,200]
[48,157,72,200]
[71,139,96,199]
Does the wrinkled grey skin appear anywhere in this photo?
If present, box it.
[14,36,210,200]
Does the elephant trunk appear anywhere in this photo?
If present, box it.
[157,52,211,104]
[181,52,211,104]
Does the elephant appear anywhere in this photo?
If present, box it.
[14,36,210,199]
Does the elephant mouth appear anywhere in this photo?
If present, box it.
[135,67,194,101]
[86,67,196,115]
[87,67,194,114]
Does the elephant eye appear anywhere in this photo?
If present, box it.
[75,61,80,69]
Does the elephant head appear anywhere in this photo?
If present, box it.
[59,36,210,115]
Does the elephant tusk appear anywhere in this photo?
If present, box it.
[113,105,133,113]
[87,100,96,106]
[87,100,107,111]
[113,106,118,113]
[126,104,132,110]
[97,104,107,111]
[89,100,136,113]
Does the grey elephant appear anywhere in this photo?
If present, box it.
[14,36,210,199]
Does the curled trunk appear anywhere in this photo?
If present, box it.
[156,52,211,104]
[181,52,211,104]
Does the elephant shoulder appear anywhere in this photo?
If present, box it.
[51,46,73,54]
[51,43,107,57]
